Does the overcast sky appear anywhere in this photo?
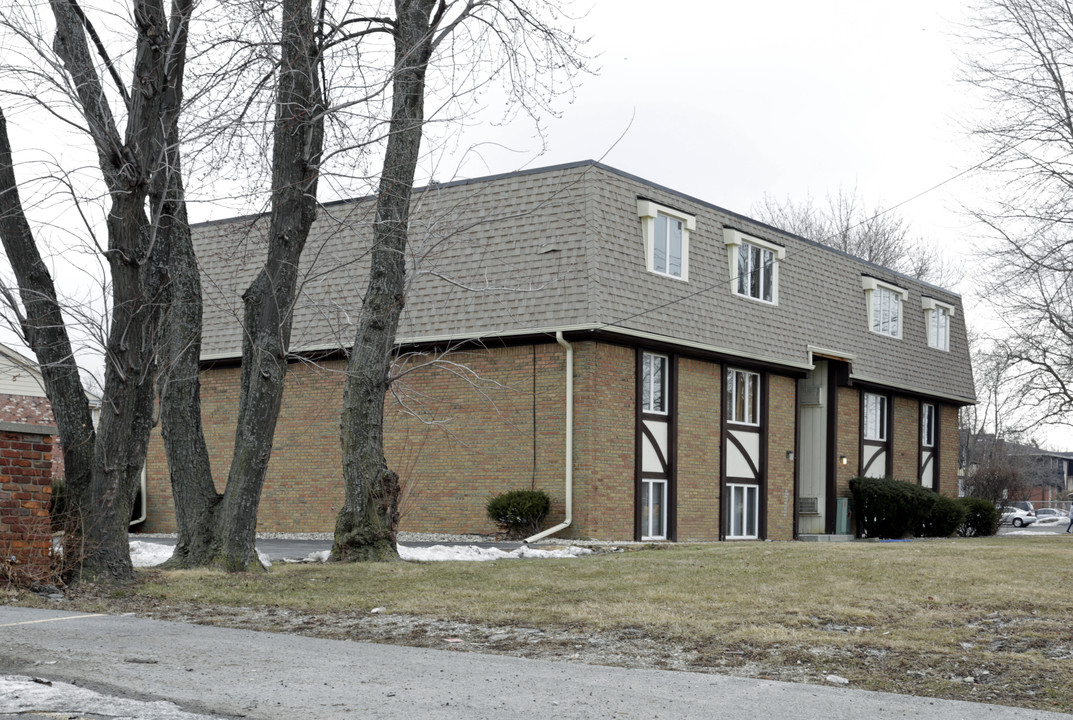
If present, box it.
[439,0,982,288]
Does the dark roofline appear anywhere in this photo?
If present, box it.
[192,159,962,298]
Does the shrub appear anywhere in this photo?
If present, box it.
[957,497,1000,537]
[915,494,966,538]
[850,476,936,539]
[485,489,551,539]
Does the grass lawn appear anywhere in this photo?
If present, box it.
[8,535,1072,713]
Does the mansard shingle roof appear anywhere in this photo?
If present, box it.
[195,161,976,404]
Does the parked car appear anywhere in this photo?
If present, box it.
[1034,508,1063,521]
[1008,500,1035,513]
[1000,508,1038,527]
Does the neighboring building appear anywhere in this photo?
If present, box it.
[142,161,976,541]
[1013,448,1073,504]
[0,343,62,479]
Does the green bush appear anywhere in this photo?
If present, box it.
[915,494,966,537]
[850,476,937,539]
[957,497,1000,537]
[485,489,551,539]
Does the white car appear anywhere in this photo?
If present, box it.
[1000,508,1038,527]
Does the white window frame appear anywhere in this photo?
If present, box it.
[863,392,887,442]
[921,402,936,448]
[641,352,668,415]
[727,368,760,426]
[727,483,759,539]
[922,297,955,351]
[641,478,667,540]
[862,277,908,339]
[723,228,785,305]
[637,200,695,281]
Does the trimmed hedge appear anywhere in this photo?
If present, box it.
[486,489,551,539]
[957,497,1000,537]
[849,476,965,539]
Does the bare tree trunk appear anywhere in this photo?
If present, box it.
[333,0,439,562]
[205,0,324,571]
[0,0,190,582]
[0,105,96,568]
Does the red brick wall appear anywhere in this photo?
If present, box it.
[0,395,63,480]
[766,374,796,540]
[676,357,721,540]
[0,429,54,586]
[892,396,918,482]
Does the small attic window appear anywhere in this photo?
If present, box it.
[637,199,695,281]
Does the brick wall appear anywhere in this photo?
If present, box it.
[0,394,63,480]
[572,342,635,539]
[0,425,55,586]
[676,357,721,540]
[836,387,860,501]
[146,342,640,539]
[892,396,919,481]
[939,403,959,497]
[766,374,796,540]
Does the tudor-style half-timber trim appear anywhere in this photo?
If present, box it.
[636,349,677,541]
[860,390,892,478]
[722,365,768,539]
[919,401,940,490]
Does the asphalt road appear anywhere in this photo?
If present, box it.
[1,607,1070,720]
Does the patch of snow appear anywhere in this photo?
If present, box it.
[397,543,593,562]
[130,540,174,567]
[129,541,271,569]
[824,674,850,685]
[0,675,221,719]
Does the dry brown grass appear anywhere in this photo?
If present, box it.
[17,536,1073,713]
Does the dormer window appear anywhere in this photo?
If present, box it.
[637,200,695,281]
[723,229,785,304]
[862,277,908,339]
[922,297,955,351]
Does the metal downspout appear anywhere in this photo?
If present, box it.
[524,332,573,543]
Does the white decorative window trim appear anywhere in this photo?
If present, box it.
[723,228,786,305]
[637,199,695,281]
[922,297,955,351]
[862,277,908,339]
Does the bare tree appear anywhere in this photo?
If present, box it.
[332,0,589,561]
[0,0,192,581]
[754,187,956,286]
[961,0,1073,429]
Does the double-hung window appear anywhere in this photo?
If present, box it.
[723,228,785,304]
[727,368,760,425]
[922,298,954,351]
[642,353,668,414]
[862,277,908,339]
[637,200,695,281]
[863,392,887,441]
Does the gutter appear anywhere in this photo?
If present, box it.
[524,331,573,543]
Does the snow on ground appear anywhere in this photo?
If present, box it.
[0,675,220,719]
[129,540,592,568]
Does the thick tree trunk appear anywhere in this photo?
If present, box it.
[0,0,195,582]
[206,0,324,571]
[333,0,439,562]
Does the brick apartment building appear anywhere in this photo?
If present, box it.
[142,162,976,541]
